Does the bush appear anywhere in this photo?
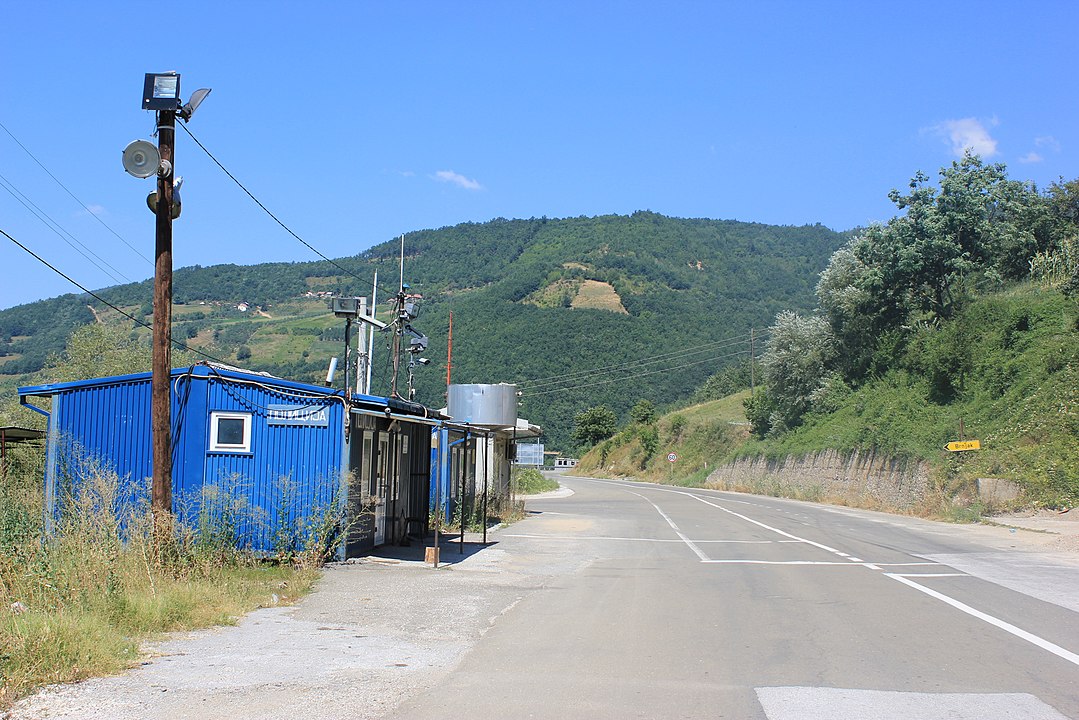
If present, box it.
[512,467,558,495]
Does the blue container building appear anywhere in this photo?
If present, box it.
[19,363,440,558]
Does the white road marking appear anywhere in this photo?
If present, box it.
[886,574,1079,669]
[683,492,852,558]
[701,561,945,567]
[625,490,710,561]
[755,687,1070,720]
[703,560,877,566]
[504,534,779,544]
[891,573,968,578]
[572,476,1079,668]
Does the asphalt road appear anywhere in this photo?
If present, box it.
[13,475,1079,720]
[391,475,1079,720]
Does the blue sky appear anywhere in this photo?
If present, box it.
[1,1,1076,310]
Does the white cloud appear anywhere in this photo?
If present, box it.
[931,117,999,158]
[1018,136,1060,164]
[1035,135,1061,153]
[432,170,482,191]
[77,204,107,218]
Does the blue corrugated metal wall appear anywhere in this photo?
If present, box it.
[25,367,347,554]
[199,374,344,552]
[50,375,153,520]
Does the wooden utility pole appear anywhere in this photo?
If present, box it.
[151,108,175,529]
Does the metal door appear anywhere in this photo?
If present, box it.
[374,433,390,545]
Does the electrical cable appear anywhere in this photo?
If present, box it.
[176,122,401,301]
[0,173,130,285]
[520,347,753,398]
[1,227,230,366]
[0,117,153,265]
[516,330,766,390]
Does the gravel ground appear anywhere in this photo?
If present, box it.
[6,526,586,720]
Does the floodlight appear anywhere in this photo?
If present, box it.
[179,88,212,121]
[122,140,161,178]
[142,72,181,111]
[145,176,183,219]
[331,297,361,318]
[408,335,429,353]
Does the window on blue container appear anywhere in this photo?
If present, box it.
[209,411,252,452]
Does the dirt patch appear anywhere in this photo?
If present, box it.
[571,280,628,314]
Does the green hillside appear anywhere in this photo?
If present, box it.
[0,212,846,450]
[581,285,1078,508]
[576,160,1079,510]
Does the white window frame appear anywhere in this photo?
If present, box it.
[209,411,252,453]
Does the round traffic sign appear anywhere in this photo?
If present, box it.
[667,452,678,463]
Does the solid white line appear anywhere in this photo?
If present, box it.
[504,534,688,543]
[683,492,849,557]
[891,573,968,578]
[504,534,779,544]
[886,573,1079,668]
[703,560,872,566]
[700,560,945,567]
[626,490,710,561]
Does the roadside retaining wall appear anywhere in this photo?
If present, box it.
[704,449,931,511]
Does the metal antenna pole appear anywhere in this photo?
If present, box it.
[366,272,377,395]
[482,432,489,545]
[343,316,353,395]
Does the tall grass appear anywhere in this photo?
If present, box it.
[0,452,322,708]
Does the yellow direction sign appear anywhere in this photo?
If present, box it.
[945,440,981,452]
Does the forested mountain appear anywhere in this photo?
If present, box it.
[0,212,847,448]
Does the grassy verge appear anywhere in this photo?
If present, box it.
[578,391,751,486]
[513,467,559,495]
[0,454,322,709]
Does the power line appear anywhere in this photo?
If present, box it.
[0,117,153,265]
[520,347,753,398]
[175,122,400,301]
[517,330,766,390]
[1,227,229,366]
[0,173,130,286]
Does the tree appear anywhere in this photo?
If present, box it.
[816,242,879,379]
[572,405,617,447]
[44,324,149,383]
[758,311,836,433]
[629,399,656,425]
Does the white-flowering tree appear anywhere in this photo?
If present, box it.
[750,311,837,435]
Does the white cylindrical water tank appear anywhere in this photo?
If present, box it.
[447,383,518,427]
